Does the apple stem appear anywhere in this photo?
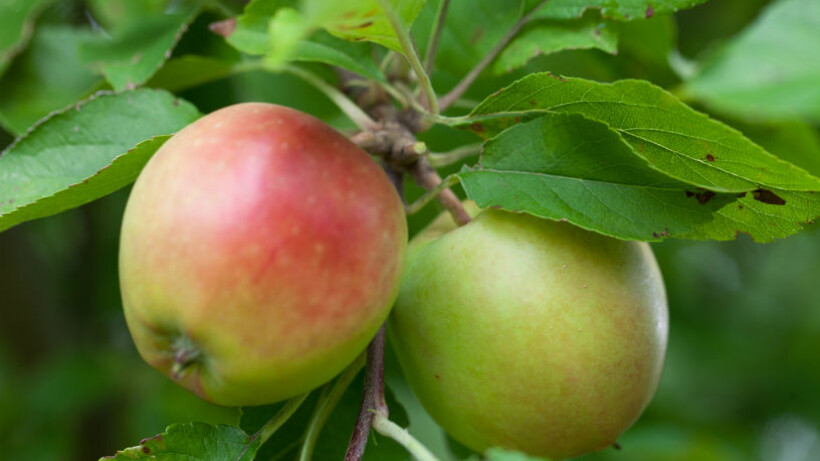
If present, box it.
[349,123,471,226]
[427,143,483,168]
[410,157,471,226]
[339,51,469,460]
[373,414,441,461]
[344,325,388,461]
[406,175,459,216]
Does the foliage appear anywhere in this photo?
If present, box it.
[0,0,818,460]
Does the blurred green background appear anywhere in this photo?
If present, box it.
[1,0,819,460]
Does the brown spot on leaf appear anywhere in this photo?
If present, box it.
[336,20,374,31]
[470,122,484,133]
[686,189,715,204]
[646,5,655,18]
[752,189,786,205]
[613,442,622,450]
[529,100,537,106]
[706,154,715,162]
[514,117,521,123]
[697,191,715,204]
[738,204,744,210]
[209,18,236,38]
[142,447,151,454]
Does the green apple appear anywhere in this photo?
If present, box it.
[119,103,407,406]
[389,207,667,459]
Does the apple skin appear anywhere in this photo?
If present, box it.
[389,208,667,459]
[119,103,407,406]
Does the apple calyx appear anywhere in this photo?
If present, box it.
[170,335,201,380]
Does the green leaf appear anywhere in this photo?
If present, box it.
[80,2,204,91]
[315,0,426,54]
[682,188,820,242]
[492,15,618,74]
[457,113,730,241]
[462,74,820,194]
[0,136,169,235]
[0,25,101,135]
[685,0,820,123]
[99,422,260,460]
[0,89,200,233]
[227,1,386,80]
[227,0,425,57]
[226,0,292,55]
[145,55,246,92]
[291,30,387,82]
[531,0,708,20]
[417,2,617,79]
[460,113,820,242]
[0,0,56,77]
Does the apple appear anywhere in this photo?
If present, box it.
[389,207,668,459]
[119,103,407,406]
